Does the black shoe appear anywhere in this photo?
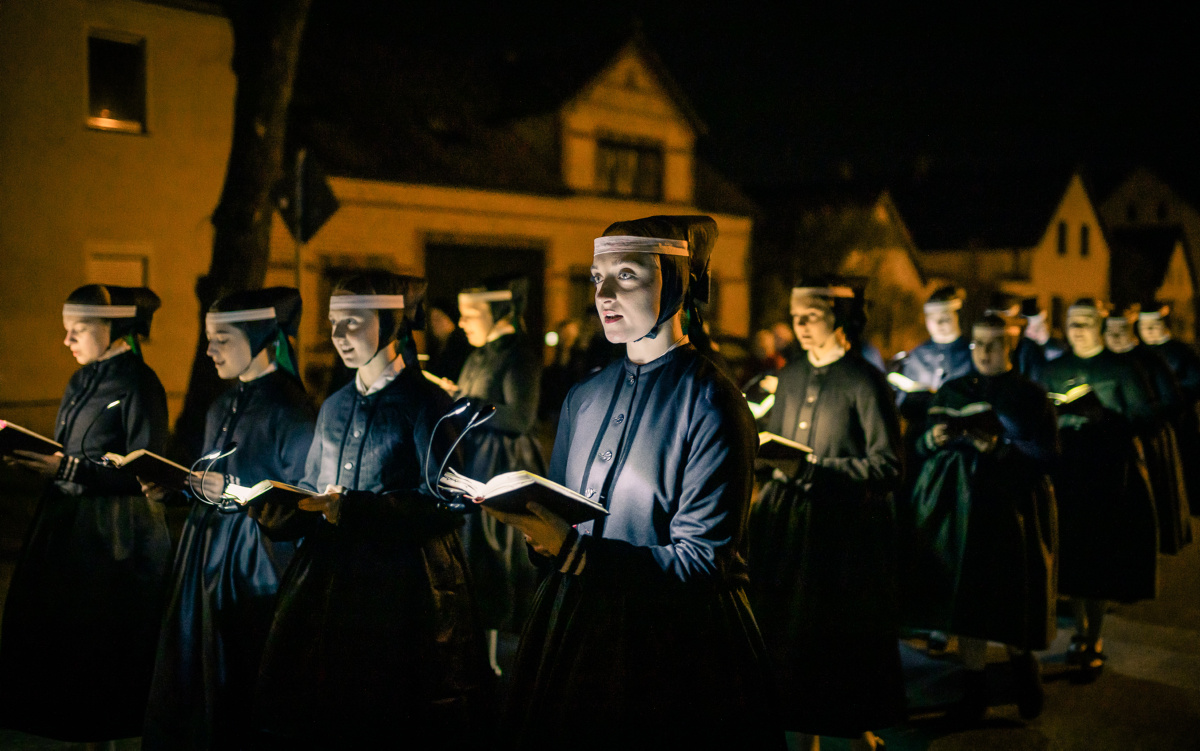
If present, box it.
[1077,641,1106,683]
[1066,635,1089,666]
[1010,652,1045,720]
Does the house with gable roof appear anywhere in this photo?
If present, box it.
[893,171,1113,333]
[270,32,757,389]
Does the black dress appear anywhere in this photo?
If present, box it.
[456,332,546,631]
[1120,345,1192,553]
[1149,338,1200,518]
[903,369,1059,650]
[142,369,315,750]
[1039,349,1158,602]
[507,345,778,749]
[748,352,906,737]
[894,336,973,425]
[0,350,172,741]
[253,364,491,748]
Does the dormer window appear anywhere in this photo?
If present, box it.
[596,137,663,201]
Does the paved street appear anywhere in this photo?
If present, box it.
[0,509,1196,749]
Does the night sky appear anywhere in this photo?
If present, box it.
[301,2,1198,188]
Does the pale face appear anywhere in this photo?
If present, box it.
[329,307,380,369]
[925,309,960,342]
[1103,322,1137,353]
[791,300,837,351]
[591,252,662,344]
[1066,314,1103,354]
[1138,317,1170,345]
[970,327,1011,376]
[458,300,494,348]
[62,315,111,365]
[1024,315,1050,345]
[205,322,254,379]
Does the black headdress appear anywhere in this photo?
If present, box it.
[63,284,160,354]
[208,287,303,378]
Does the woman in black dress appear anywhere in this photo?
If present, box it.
[1039,299,1157,680]
[486,216,777,749]
[453,278,545,673]
[0,284,172,742]
[252,272,490,748]
[141,288,315,750]
[748,282,905,751]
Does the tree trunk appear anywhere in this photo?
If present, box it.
[172,0,312,458]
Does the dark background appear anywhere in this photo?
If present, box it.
[296,2,1199,188]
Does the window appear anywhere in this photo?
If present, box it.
[88,32,146,134]
[1056,221,1067,256]
[596,138,664,200]
[1051,296,1065,333]
[1080,224,1090,258]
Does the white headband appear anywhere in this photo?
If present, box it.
[458,290,514,306]
[1104,316,1131,328]
[923,298,963,313]
[63,303,138,318]
[791,286,855,300]
[1067,304,1100,318]
[1139,308,1167,320]
[594,236,689,257]
[329,294,405,311]
[206,307,277,325]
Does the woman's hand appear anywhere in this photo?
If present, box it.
[139,478,170,503]
[4,450,64,478]
[188,469,226,501]
[929,422,950,447]
[759,374,779,395]
[483,501,572,557]
[297,484,345,524]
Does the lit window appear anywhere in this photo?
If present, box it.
[1056,221,1067,256]
[88,32,146,134]
[596,139,663,201]
[1080,224,1090,257]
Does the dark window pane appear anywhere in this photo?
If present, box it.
[88,35,145,133]
[1056,220,1067,255]
[1080,224,1090,257]
[595,138,663,201]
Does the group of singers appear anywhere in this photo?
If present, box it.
[0,213,1196,750]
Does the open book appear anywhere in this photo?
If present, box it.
[438,468,608,525]
[927,402,1004,438]
[1048,384,1093,405]
[223,479,313,507]
[757,432,813,476]
[422,369,457,391]
[103,449,192,489]
[887,372,935,394]
[0,420,62,456]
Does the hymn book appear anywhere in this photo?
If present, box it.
[102,449,192,489]
[1047,384,1104,419]
[0,421,62,457]
[223,479,313,507]
[438,468,609,525]
[756,432,813,476]
[886,372,935,393]
[1047,384,1094,405]
[927,402,1004,439]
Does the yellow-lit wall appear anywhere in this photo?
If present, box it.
[1027,174,1110,320]
[0,0,234,434]
[561,45,696,203]
[272,179,753,376]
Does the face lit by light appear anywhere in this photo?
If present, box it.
[970,327,1011,376]
[791,299,837,351]
[458,300,494,347]
[329,305,380,369]
[1138,317,1170,345]
[592,251,662,344]
[925,309,960,343]
[62,315,111,365]
[1024,315,1049,345]
[1103,321,1137,353]
[205,322,254,379]
[1066,313,1102,354]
